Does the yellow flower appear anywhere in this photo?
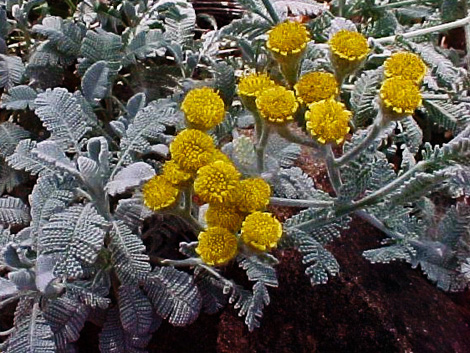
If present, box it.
[196,227,238,266]
[384,52,427,84]
[380,77,422,115]
[142,175,179,211]
[305,99,351,144]
[181,87,225,131]
[266,21,310,57]
[294,72,339,104]
[329,30,369,62]
[256,86,298,124]
[162,160,192,186]
[236,178,271,213]
[240,212,282,251]
[238,73,276,97]
[194,160,241,204]
[169,129,215,173]
[205,204,245,232]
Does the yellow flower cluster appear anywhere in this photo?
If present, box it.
[195,165,283,265]
[329,30,369,62]
[305,99,352,144]
[256,85,298,124]
[294,71,339,105]
[380,52,425,117]
[181,87,225,131]
[266,21,310,57]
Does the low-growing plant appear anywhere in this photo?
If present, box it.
[0,0,469,351]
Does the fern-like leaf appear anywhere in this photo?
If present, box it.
[39,204,108,279]
[7,301,56,353]
[0,54,24,89]
[423,99,470,133]
[118,285,154,335]
[0,196,30,226]
[34,88,92,151]
[144,266,202,327]
[44,296,90,350]
[109,221,151,284]
[350,69,382,127]
[1,85,38,110]
[0,122,30,158]
[78,29,123,77]
[6,139,57,176]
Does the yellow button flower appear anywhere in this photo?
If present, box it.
[305,99,351,144]
[181,87,225,131]
[196,227,238,266]
[194,160,241,204]
[236,178,271,213]
[238,73,276,98]
[294,72,339,104]
[205,204,245,232]
[162,160,192,186]
[384,52,427,84]
[267,20,310,57]
[256,86,298,124]
[380,77,422,115]
[142,175,179,211]
[169,129,215,173]
[241,212,283,251]
[329,30,369,62]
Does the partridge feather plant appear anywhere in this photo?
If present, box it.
[0,0,469,350]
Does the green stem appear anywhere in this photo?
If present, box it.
[376,15,470,44]
[335,116,385,167]
[260,0,280,24]
[270,197,334,208]
[324,144,342,195]
[256,124,271,173]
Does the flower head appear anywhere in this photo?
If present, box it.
[241,212,282,251]
[238,73,276,98]
[256,86,298,124]
[205,204,245,232]
[181,87,225,131]
[329,30,369,62]
[384,52,427,83]
[170,129,215,172]
[305,99,351,144]
[196,227,238,266]
[267,21,310,57]
[380,77,422,114]
[294,72,339,104]
[194,160,241,204]
[236,178,271,213]
[162,160,192,186]
[142,175,179,211]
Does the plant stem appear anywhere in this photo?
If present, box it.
[324,144,342,195]
[64,0,76,12]
[335,116,384,167]
[0,327,15,336]
[270,197,334,208]
[256,124,271,173]
[339,161,429,214]
[338,0,345,17]
[375,16,470,44]
[354,210,405,240]
[161,258,203,267]
[277,126,322,150]
[260,0,280,24]
[375,0,425,10]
